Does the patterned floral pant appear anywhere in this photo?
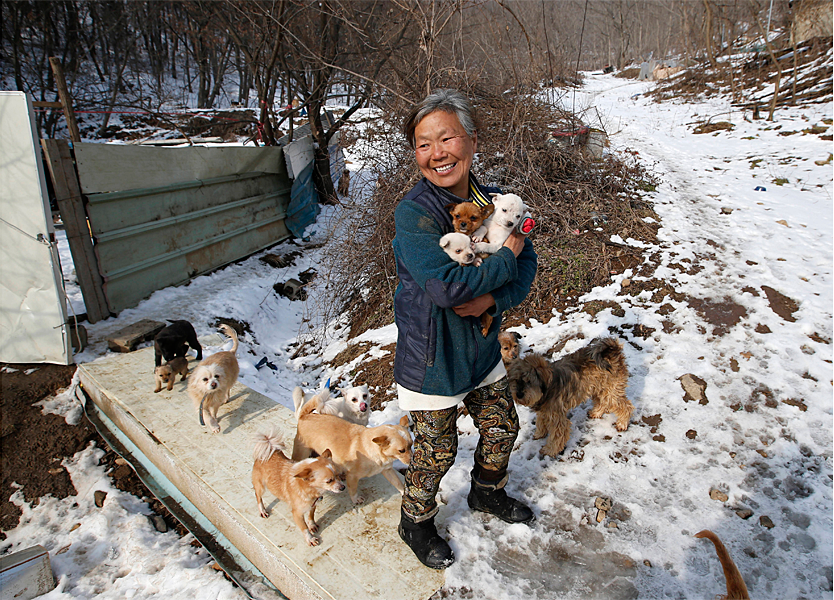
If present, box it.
[401,377,520,521]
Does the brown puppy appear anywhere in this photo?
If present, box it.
[498,331,522,365]
[506,337,633,457]
[187,324,239,433]
[446,201,497,336]
[695,530,750,599]
[445,201,494,238]
[293,398,412,504]
[251,428,345,546]
[153,356,189,393]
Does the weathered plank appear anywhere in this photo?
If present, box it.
[41,139,110,323]
[106,319,165,353]
[48,58,80,143]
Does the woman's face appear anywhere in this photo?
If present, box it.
[413,110,477,199]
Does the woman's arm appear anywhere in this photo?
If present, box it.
[393,200,518,309]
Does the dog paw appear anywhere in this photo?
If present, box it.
[615,422,630,432]
[588,408,604,420]
[154,388,161,393]
[259,508,269,518]
[351,495,366,505]
[305,531,321,546]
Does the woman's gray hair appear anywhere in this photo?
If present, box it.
[403,89,478,148]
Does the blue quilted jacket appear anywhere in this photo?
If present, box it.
[392,177,538,396]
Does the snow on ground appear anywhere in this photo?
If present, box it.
[5,73,832,599]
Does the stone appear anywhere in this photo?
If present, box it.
[152,515,168,533]
[736,508,754,519]
[595,496,612,511]
[709,488,728,502]
[94,490,107,507]
[679,374,708,404]
[760,515,775,529]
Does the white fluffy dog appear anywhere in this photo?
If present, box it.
[187,324,239,433]
[473,193,527,254]
[293,383,371,426]
[439,232,480,266]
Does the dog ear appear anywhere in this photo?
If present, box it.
[398,415,409,428]
[445,203,458,214]
[320,448,332,459]
[512,332,521,341]
[528,354,554,389]
[372,435,391,450]
[481,203,495,218]
[439,235,451,249]
[294,467,313,480]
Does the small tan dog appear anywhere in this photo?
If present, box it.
[293,398,412,504]
[497,331,522,365]
[695,530,750,599]
[187,324,239,433]
[153,356,189,393]
[446,201,493,238]
[251,428,345,546]
[506,337,632,457]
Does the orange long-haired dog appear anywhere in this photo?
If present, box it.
[695,530,750,599]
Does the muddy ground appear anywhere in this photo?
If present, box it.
[0,363,185,539]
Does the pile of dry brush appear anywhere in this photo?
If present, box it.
[319,87,660,344]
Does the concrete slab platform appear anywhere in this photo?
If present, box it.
[76,337,444,600]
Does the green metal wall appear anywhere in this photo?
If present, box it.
[72,144,292,314]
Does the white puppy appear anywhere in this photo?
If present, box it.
[473,193,527,254]
[439,232,480,266]
[293,384,371,426]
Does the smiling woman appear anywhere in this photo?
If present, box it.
[391,89,538,570]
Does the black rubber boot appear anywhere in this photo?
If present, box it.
[467,468,535,524]
[398,509,455,570]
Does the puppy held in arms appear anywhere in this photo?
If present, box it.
[507,337,633,457]
[251,428,345,547]
[188,324,239,433]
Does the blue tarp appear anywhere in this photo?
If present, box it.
[284,161,320,238]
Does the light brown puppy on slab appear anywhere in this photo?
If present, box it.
[251,428,344,546]
[292,397,412,504]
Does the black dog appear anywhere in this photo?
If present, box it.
[154,320,202,367]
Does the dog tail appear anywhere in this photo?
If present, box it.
[589,337,623,372]
[694,530,750,600]
[292,386,306,418]
[218,324,239,354]
[297,392,322,419]
[252,428,286,463]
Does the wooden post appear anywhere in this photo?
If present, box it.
[41,139,111,323]
[48,57,81,143]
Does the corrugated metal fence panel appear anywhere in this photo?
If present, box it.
[73,143,289,193]
[74,144,293,314]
